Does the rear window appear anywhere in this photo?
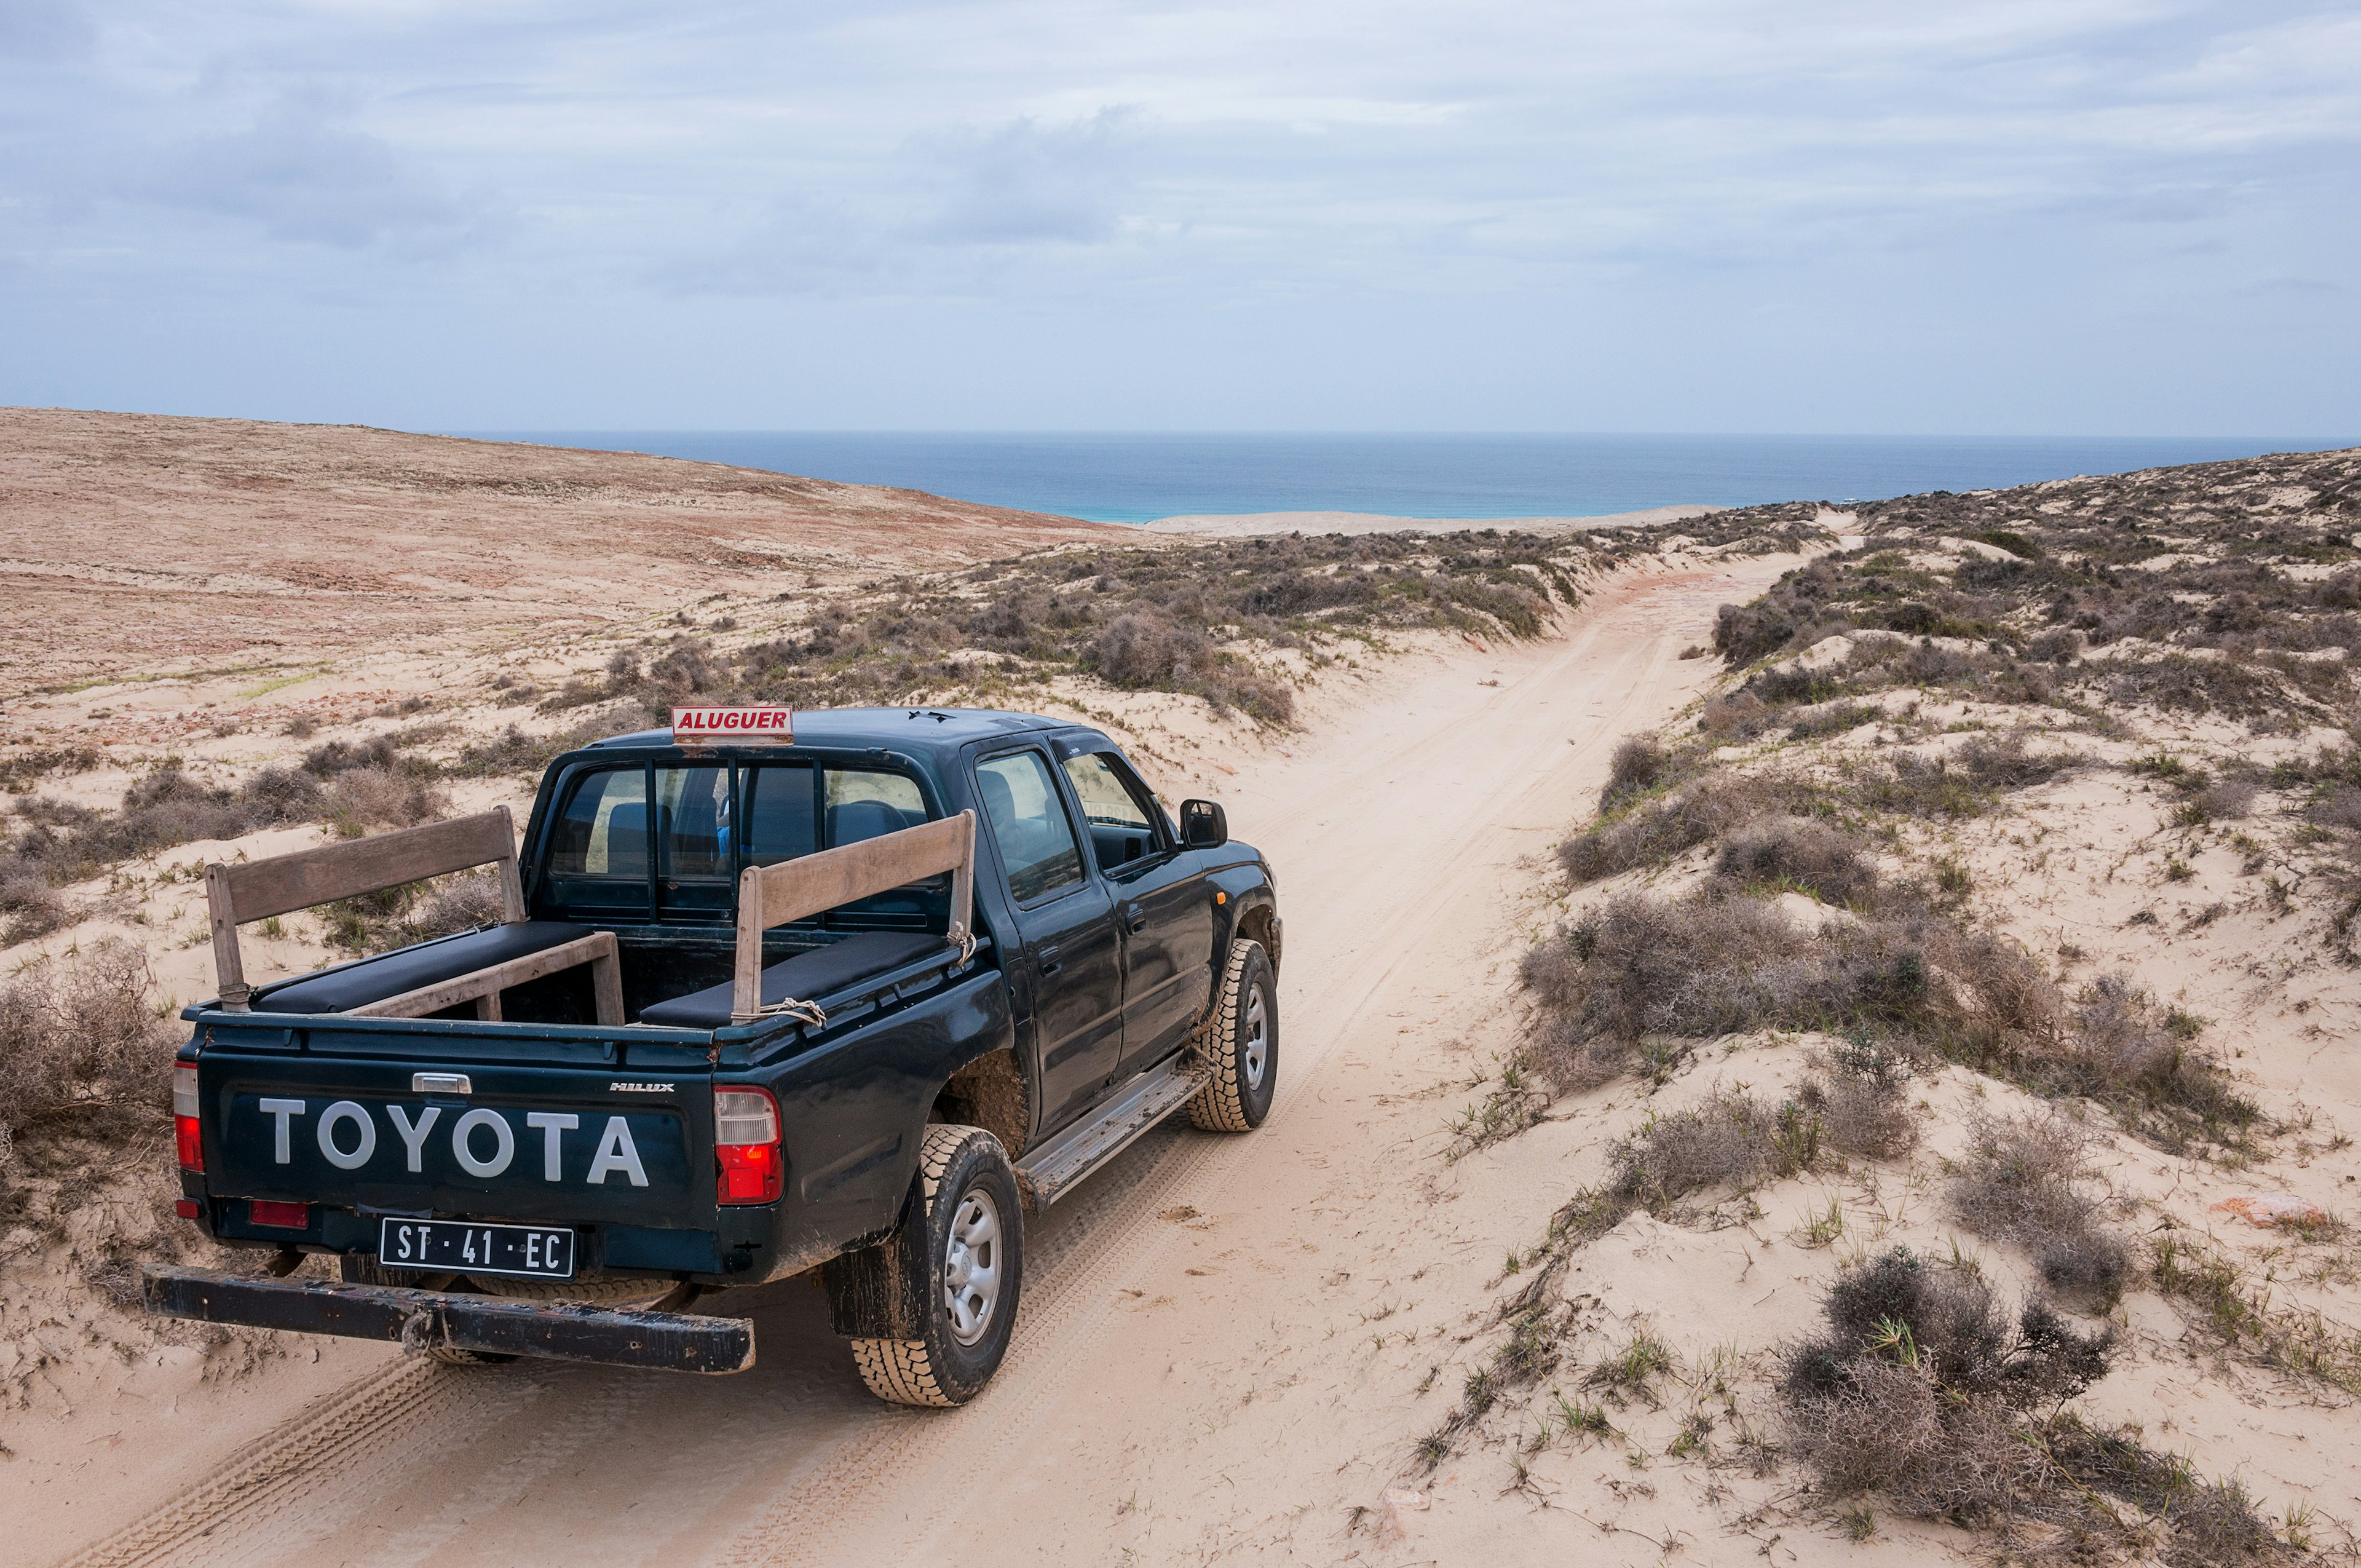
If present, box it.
[547,767,651,878]
[544,760,939,925]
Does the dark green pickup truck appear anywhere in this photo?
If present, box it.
[148,707,1281,1406]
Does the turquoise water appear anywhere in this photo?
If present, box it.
[457,432,2353,524]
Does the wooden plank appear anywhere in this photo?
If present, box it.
[495,847,527,924]
[946,809,976,952]
[346,932,619,1021]
[205,863,251,1012]
[590,946,624,1028]
[218,809,518,924]
[730,811,975,1023]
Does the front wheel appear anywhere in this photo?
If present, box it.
[1186,939,1277,1131]
[846,1124,1024,1408]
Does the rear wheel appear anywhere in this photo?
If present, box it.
[845,1124,1024,1408]
[1186,940,1277,1131]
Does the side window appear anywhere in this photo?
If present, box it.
[745,763,817,866]
[1062,752,1158,872]
[547,768,651,879]
[827,769,926,848]
[976,751,1086,905]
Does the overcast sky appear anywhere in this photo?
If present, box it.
[2,1,2355,434]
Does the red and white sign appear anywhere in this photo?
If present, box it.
[671,707,794,745]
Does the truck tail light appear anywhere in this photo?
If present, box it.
[173,1064,203,1172]
[714,1086,783,1205]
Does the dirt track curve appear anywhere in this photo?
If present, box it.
[53,559,1797,1568]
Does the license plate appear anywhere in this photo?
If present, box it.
[377,1218,577,1280]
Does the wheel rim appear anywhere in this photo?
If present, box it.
[943,1186,1003,1346]
[1243,986,1269,1091]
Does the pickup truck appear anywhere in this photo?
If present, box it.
[145,707,1281,1406]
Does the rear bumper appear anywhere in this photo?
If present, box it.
[142,1265,754,1374]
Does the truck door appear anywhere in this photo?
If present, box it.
[975,748,1123,1134]
[1058,746,1214,1077]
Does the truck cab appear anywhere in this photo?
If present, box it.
[152,708,1282,1404]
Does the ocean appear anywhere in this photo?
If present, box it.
[454,432,2352,525]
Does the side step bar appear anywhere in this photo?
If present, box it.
[1014,1055,1203,1209]
[142,1266,754,1374]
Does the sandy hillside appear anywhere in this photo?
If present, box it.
[0,408,1124,697]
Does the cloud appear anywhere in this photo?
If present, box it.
[916,108,1141,245]
[136,97,499,253]
[0,0,95,61]
[0,0,2354,431]
[649,195,893,296]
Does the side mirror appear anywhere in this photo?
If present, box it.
[1179,799,1228,850]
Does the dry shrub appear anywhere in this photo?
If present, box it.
[2308,785,2361,832]
[2107,652,2282,718]
[0,940,173,1167]
[1946,1112,2130,1303]
[1521,889,2250,1144]
[1785,1355,2044,1519]
[2193,775,2258,822]
[1786,700,1880,739]
[1609,1088,1822,1208]
[1086,611,1294,725]
[1785,1248,2110,1409]
[1781,1252,2289,1562]
[302,734,405,775]
[1519,890,1954,1089]
[1711,818,1878,906]
[1519,892,1803,1087]
[4,761,335,892]
[1599,732,1672,812]
[452,708,651,777]
[1799,1038,1919,1158]
[2044,1420,2295,1567]
[1700,689,1770,738]
[325,767,450,834]
[1956,731,2078,790]
[1782,1250,2108,1522]
[1,867,69,945]
[2068,975,2253,1137]
[323,869,504,954]
[1558,777,1766,883]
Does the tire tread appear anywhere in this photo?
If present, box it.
[1185,940,1263,1132]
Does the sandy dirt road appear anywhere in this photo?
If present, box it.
[49,556,1797,1568]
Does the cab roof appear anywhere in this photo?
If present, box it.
[588,707,1065,760]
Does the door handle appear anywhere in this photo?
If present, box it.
[1125,907,1148,933]
[1038,943,1062,976]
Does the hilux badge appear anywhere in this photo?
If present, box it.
[609,1082,670,1093]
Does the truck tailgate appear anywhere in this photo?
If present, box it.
[201,1049,710,1230]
